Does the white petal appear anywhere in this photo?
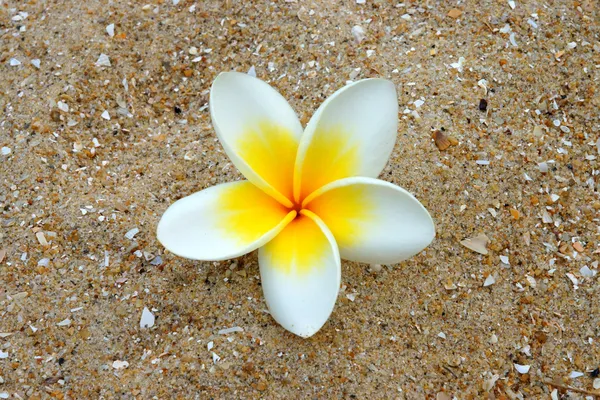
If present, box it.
[304,177,434,264]
[210,72,303,206]
[259,210,340,338]
[293,79,398,202]
[157,181,295,261]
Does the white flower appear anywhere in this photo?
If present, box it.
[157,72,435,337]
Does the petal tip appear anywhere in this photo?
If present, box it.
[279,320,327,339]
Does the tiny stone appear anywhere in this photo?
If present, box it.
[370,264,382,273]
[478,99,488,111]
[447,8,462,18]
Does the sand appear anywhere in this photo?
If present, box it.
[1,0,599,398]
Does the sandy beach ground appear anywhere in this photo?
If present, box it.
[1,0,599,398]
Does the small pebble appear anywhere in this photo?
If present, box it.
[478,99,488,111]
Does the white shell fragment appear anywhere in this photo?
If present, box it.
[125,227,139,240]
[351,25,366,44]
[580,266,596,278]
[106,23,115,37]
[57,318,71,327]
[514,363,530,374]
[483,275,496,287]
[31,59,41,69]
[112,360,129,369]
[569,371,584,379]
[450,57,465,73]
[542,210,553,224]
[1,147,11,156]
[140,307,155,328]
[9,58,21,66]
[247,65,256,77]
[0,351,8,359]
[460,233,490,255]
[218,326,244,335]
[566,273,578,287]
[101,110,111,120]
[499,255,509,265]
[37,258,50,267]
[483,374,499,392]
[57,101,69,112]
[95,53,111,67]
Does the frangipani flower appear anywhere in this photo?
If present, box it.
[157,72,435,338]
